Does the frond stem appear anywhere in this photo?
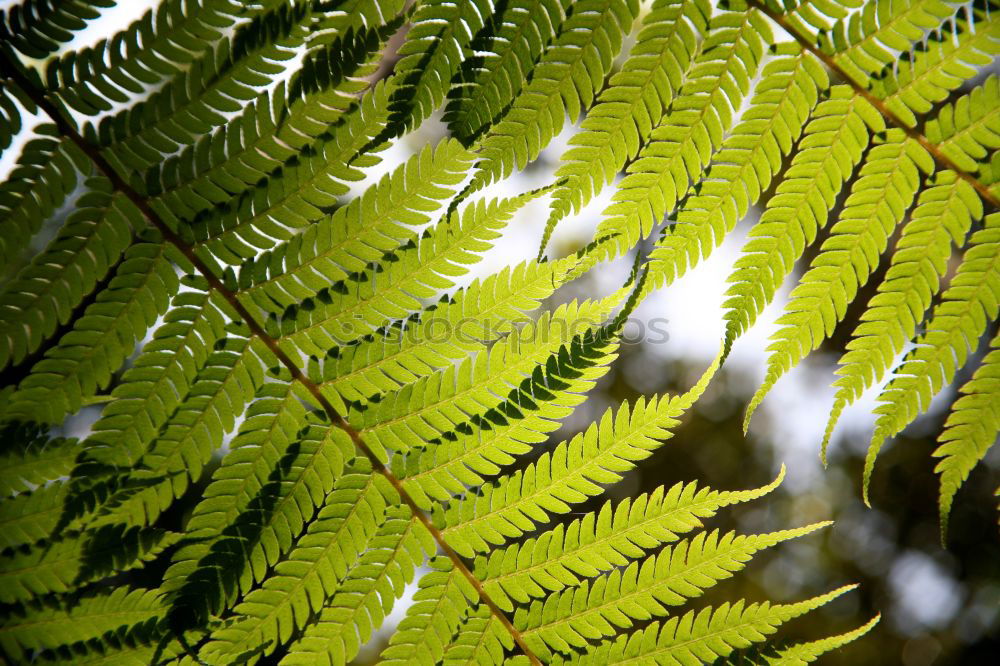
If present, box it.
[0,49,542,666]
[745,0,1000,211]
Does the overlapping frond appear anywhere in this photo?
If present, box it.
[0,178,138,370]
[0,425,77,496]
[471,0,640,187]
[444,0,569,143]
[595,7,772,258]
[823,170,983,455]
[723,86,883,349]
[746,130,934,426]
[925,74,1000,173]
[387,0,495,132]
[647,45,826,292]
[0,0,110,59]
[545,0,710,238]
[0,125,87,269]
[200,461,396,662]
[865,213,1000,500]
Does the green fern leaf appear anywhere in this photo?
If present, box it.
[0,587,164,657]
[0,525,178,604]
[200,461,397,662]
[438,358,718,558]
[874,12,1000,128]
[472,0,640,187]
[0,178,138,370]
[281,510,432,666]
[595,7,772,258]
[387,0,495,132]
[826,0,958,86]
[865,213,1000,502]
[378,556,478,665]
[0,425,78,496]
[515,523,830,659]
[477,469,786,610]
[0,126,86,269]
[0,482,68,551]
[397,320,621,509]
[823,170,983,455]
[0,0,109,59]
[925,74,1000,174]
[933,330,1000,536]
[444,0,570,142]
[555,585,858,664]
[545,0,710,239]
[646,46,826,293]
[747,130,934,427]
[766,614,880,665]
[723,86,884,352]
[3,236,179,424]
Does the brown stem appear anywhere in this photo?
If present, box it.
[746,0,1000,211]
[0,49,541,665]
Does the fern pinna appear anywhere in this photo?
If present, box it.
[1,0,997,662]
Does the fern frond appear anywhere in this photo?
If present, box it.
[0,525,178,604]
[0,482,67,550]
[438,360,717,558]
[823,170,983,455]
[647,46,826,292]
[45,1,271,116]
[933,330,1000,536]
[397,320,621,509]
[272,189,541,367]
[0,425,77,496]
[352,293,627,461]
[281,510,431,666]
[3,236,179,424]
[477,469,786,611]
[764,0,863,37]
[82,288,230,469]
[0,178,138,371]
[766,614,880,665]
[0,126,87,269]
[440,603,511,666]
[190,79,392,265]
[161,387,353,621]
[723,87,884,352]
[925,75,1000,174]
[316,250,575,407]
[388,0,495,132]
[471,0,640,187]
[545,0,710,236]
[91,335,272,528]
[826,0,958,86]
[0,0,110,59]
[100,3,315,172]
[0,587,164,657]
[238,138,475,315]
[865,213,1000,502]
[514,524,830,659]
[149,25,389,223]
[444,0,569,142]
[200,461,397,662]
[379,556,478,666]
[747,130,934,427]
[553,585,857,664]
[595,8,772,258]
[875,13,1000,128]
